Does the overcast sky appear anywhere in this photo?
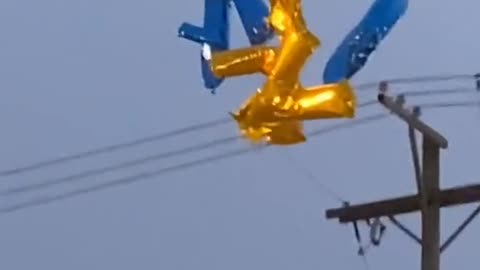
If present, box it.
[1,0,479,269]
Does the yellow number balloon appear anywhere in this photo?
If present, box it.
[211,0,357,145]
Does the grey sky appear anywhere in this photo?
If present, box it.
[1,0,479,269]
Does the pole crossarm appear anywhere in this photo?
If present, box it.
[377,93,448,149]
[325,183,480,223]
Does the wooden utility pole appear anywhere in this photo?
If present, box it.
[325,82,480,270]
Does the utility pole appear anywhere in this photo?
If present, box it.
[325,81,480,270]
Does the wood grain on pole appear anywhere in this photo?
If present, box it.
[420,137,440,270]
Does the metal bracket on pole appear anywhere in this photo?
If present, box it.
[387,215,422,245]
[440,203,480,253]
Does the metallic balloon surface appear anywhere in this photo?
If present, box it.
[178,0,273,93]
[211,0,357,145]
[323,0,408,84]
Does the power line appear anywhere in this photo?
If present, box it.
[401,87,475,97]
[0,147,256,214]
[0,110,405,215]
[1,73,476,177]
[1,87,478,198]
[0,136,239,196]
[0,99,379,196]
[284,150,346,203]
[0,117,231,177]
[418,100,480,109]
[356,73,476,91]
[2,100,476,215]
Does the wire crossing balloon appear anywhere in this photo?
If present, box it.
[177,0,273,93]
[210,0,357,145]
[323,0,408,84]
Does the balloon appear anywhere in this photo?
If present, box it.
[323,0,408,84]
[228,80,356,144]
[211,0,357,145]
[231,0,273,45]
[178,0,273,93]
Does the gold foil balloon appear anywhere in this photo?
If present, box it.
[211,0,357,145]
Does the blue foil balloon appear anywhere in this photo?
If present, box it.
[178,0,273,93]
[323,0,408,84]
[232,0,273,45]
[178,0,230,92]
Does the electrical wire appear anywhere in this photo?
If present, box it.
[401,86,475,97]
[360,254,371,270]
[0,111,388,214]
[8,97,476,214]
[417,100,480,109]
[0,99,379,196]
[0,99,473,215]
[3,84,477,198]
[7,95,468,216]
[1,87,479,198]
[0,147,256,214]
[356,73,476,91]
[284,150,346,203]
[0,136,239,196]
[1,73,476,177]
[0,117,231,177]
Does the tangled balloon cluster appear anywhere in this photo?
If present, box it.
[178,0,408,145]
